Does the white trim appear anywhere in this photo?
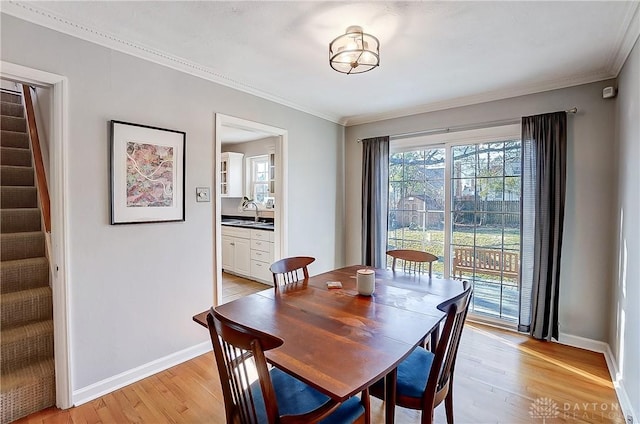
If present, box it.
[390,124,521,153]
[608,1,640,76]
[214,114,288,306]
[1,1,341,125]
[557,332,609,353]
[1,61,72,409]
[557,333,637,423]
[72,342,211,406]
[603,345,638,424]
[343,71,614,126]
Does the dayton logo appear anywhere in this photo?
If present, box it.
[529,397,559,422]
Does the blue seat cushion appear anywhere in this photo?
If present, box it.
[396,347,435,399]
[250,367,364,423]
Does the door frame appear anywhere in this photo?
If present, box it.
[1,61,72,408]
[214,114,288,305]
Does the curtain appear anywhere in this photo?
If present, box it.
[519,112,567,340]
[361,136,389,268]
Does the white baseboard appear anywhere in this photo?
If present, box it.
[72,341,212,406]
[557,332,609,353]
[558,332,637,423]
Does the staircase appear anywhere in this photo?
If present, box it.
[0,90,55,423]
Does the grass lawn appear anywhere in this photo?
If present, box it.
[387,226,521,321]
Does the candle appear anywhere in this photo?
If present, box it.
[356,269,375,296]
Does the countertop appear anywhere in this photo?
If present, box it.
[221,216,274,231]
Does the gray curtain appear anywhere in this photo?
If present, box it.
[519,112,567,340]
[361,136,389,268]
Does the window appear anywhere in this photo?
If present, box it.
[248,155,269,203]
[388,124,521,323]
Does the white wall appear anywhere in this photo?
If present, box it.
[611,38,639,420]
[1,14,344,394]
[345,80,617,342]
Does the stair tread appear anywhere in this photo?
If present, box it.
[0,358,54,390]
[0,207,39,212]
[0,164,34,170]
[0,320,53,345]
[0,129,28,135]
[1,286,51,304]
[0,256,49,267]
[0,145,30,151]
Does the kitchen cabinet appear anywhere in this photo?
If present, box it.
[220,152,244,197]
[221,226,251,277]
[250,229,275,284]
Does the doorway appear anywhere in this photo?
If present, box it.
[214,114,287,306]
[1,62,71,408]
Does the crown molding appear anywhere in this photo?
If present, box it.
[1,1,343,125]
[607,1,640,76]
[3,1,637,129]
[342,70,614,127]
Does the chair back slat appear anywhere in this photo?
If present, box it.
[425,281,473,401]
[207,309,284,424]
[269,256,315,289]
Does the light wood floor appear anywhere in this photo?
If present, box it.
[16,321,624,424]
[221,272,270,304]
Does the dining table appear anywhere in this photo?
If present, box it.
[193,265,465,424]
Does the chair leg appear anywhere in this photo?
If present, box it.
[362,388,370,424]
[421,409,434,424]
[445,385,454,424]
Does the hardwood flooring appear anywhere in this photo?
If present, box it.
[16,322,624,423]
[221,272,270,304]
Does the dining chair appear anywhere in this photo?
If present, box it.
[269,256,315,289]
[386,249,438,277]
[206,308,370,424]
[369,281,473,424]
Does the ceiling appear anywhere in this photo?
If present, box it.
[220,126,272,144]
[4,1,639,125]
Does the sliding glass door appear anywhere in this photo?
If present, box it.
[387,128,522,324]
[450,141,521,321]
[388,148,446,276]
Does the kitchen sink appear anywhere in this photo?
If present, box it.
[221,219,274,229]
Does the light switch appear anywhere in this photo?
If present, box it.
[196,187,210,202]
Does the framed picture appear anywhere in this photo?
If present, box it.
[110,120,185,224]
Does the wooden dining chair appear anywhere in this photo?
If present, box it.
[386,249,438,277]
[206,308,370,424]
[269,256,315,289]
[369,281,473,424]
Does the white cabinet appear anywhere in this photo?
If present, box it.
[221,226,251,277]
[250,229,275,284]
[220,152,244,197]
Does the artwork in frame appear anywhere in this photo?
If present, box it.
[110,120,186,224]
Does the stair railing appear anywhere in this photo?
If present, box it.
[21,85,51,233]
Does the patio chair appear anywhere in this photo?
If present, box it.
[386,249,438,277]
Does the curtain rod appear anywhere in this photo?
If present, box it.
[356,107,578,142]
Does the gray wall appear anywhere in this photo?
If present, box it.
[1,14,344,392]
[345,80,617,342]
[611,38,639,419]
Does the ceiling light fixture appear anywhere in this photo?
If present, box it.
[329,26,379,74]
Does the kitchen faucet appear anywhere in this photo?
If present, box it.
[243,200,260,222]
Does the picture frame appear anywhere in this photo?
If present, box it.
[110,120,185,224]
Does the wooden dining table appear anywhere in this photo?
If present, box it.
[193,265,465,423]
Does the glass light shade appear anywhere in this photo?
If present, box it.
[329,26,380,74]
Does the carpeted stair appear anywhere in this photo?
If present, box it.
[0,90,55,423]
